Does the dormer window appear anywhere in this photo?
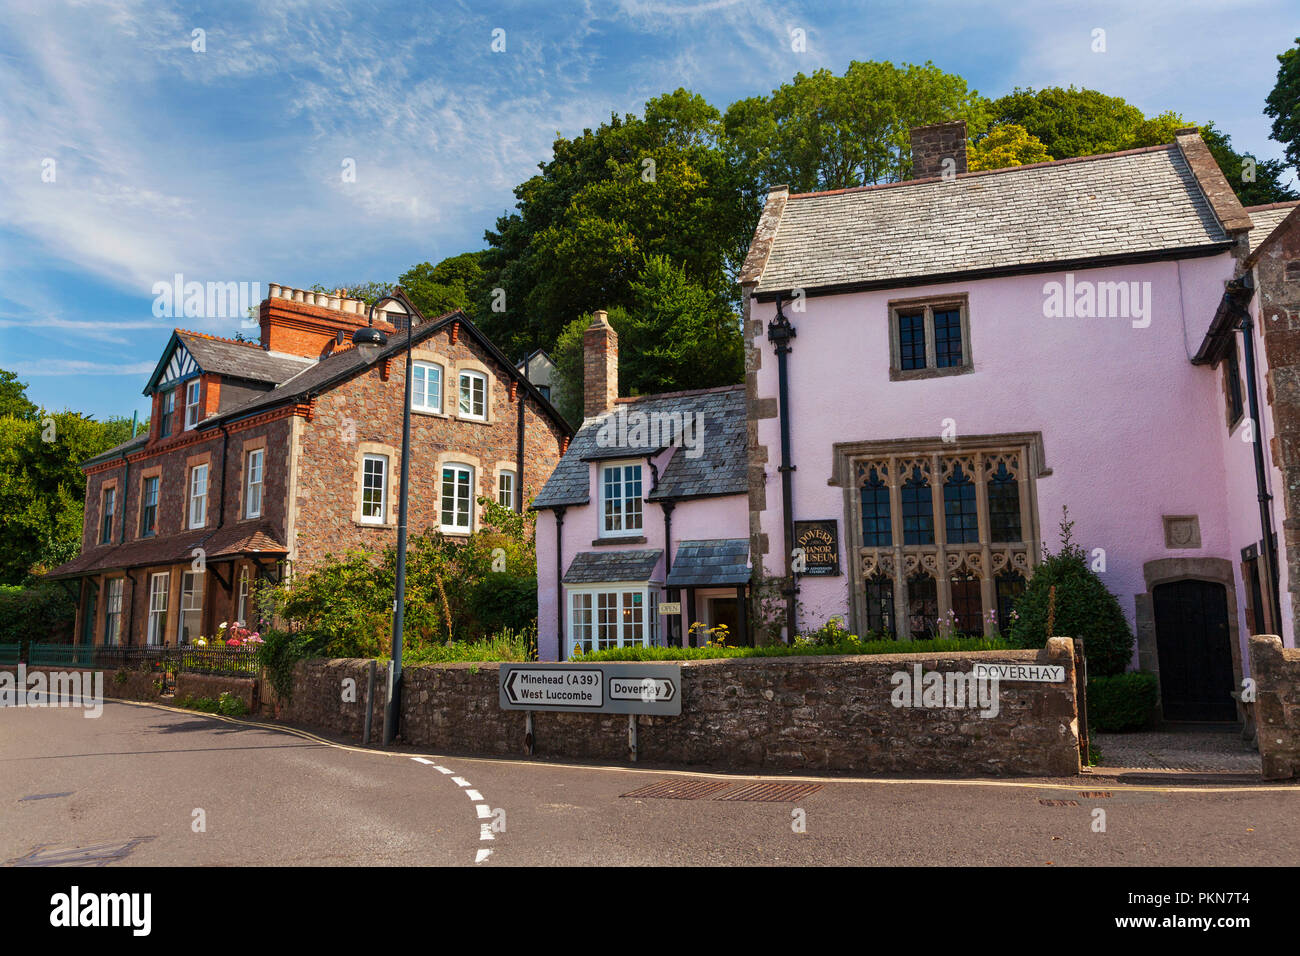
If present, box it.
[184,379,201,429]
[600,461,643,537]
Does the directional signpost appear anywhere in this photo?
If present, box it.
[499,663,682,716]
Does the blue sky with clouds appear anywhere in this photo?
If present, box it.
[1,0,1295,421]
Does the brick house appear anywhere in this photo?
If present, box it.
[48,285,571,646]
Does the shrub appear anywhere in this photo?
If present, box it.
[1007,506,1134,676]
[469,575,538,635]
[576,635,1012,661]
[1087,671,1158,732]
[403,628,537,665]
[0,581,76,650]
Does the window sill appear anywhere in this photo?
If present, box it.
[439,527,473,537]
[889,364,974,382]
[412,407,448,418]
[592,535,647,546]
[355,520,395,529]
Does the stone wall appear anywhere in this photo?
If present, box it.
[261,658,386,741]
[1249,634,1300,779]
[175,673,258,711]
[271,640,1081,776]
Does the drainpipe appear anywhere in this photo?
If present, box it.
[767,295,798,643]
[1232,276,1283,632]
[515,390,526,513]
[662,500,676,647]
[554,506,566,660]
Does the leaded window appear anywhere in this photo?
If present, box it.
[944,460,978,544]
[987,460,1021,543]
[889,297,972,378]
[901,464,933,546]
[859,464,891,547]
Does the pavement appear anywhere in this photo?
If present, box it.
[3,700,1299,867]
[1093,728,1262,773]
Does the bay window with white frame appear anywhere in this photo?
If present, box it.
[567,584,659,659]
[147,572,169,645]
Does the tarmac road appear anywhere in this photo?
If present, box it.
[2,700,1298,867]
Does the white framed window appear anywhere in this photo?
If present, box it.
[244,448,264,518]
[184,379,201,429]
[412,361,443,413]
[567,585,657,658]
[140,475,159,537]
[99,487,116,544]
[147,572,169,645]
[441,463,473,533]
[104,578,124,646]
[600,462,643,536]
[237,567,250,624]
[458,370,487,420]
[498,469,516,509]
[178,571,203,643]
[361,454,388,524]
[188,463,208,528]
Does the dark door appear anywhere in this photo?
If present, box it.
[708,598,740,644]
[1153,580,1236,721]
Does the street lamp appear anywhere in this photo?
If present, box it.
[351,289,417,745]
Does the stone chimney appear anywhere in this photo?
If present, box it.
[910,121,968,180]
[583,310,618,418]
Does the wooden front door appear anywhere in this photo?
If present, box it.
[1153,579,1236,721]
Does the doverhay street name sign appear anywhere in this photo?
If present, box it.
[499,663,683,715]
[972,662,1066,682]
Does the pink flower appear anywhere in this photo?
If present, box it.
[226,637,242,646]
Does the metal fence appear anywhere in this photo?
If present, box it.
[25,643,260,677]
[0,643,21,665]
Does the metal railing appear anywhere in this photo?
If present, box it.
[25,643,260,677]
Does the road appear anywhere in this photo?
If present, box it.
[2,700,1299,866]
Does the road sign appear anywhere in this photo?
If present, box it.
[972,662,1066,682]
[499,663,682,715]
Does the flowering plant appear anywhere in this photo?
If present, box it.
[199,621,262,648]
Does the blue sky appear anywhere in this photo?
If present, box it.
[1,0,1295,421]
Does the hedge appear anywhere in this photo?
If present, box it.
[1087,671,1158,732]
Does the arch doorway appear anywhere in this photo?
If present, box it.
[1152,579,1236,721]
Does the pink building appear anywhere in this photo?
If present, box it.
[533,122,1300,726]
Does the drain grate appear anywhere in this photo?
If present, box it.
[713,782,823,802]
[1038,798,1079,807]
[1078,791,1112,799]
[621,779,732,800]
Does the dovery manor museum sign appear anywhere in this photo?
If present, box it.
[794,520,841,576]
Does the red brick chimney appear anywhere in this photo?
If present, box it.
[258,285,397,359]
[583,310,618,418]
[910,121,968,180]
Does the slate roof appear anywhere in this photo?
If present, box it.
[532,385,747,509]
[46,524,287,579]
[82,432,148,467]
[563,549,664,584]
[754,145,1232,296]
[665,539,751,587]
[177,331,313,385]
[1247,202,1300,255]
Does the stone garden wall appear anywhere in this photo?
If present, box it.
[1249,634,1300,780]
[269,638,1081,776]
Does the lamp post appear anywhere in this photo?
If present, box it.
[351,289,416,745]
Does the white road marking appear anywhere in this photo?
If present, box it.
[452,777,471,787]
[466,789,483,801]
[475,848,492,863]
[480,823,496,840]
[476,803,492,819]
[434,766,453,774]
[411,757,435,765]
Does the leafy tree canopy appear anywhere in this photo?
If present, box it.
[968,123,1052,171]
[399,251,489,323]
[1265,37,1300,172]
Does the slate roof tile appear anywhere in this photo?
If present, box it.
[563,549,664,584]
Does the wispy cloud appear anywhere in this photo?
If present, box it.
[10,359,158,377]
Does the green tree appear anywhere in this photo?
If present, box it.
[481,89,750,359]
[724,60,988,192]
[968,123,1051,171]
[987,86,1146,159]
[0,402,136,585]
[399,251,488,323]
[1265,37,1300,173]
[0,370,37,420]
[1199,121,1297,206]
[1007,507,1134,677]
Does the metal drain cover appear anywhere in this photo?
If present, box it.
[712,782,823,802]
[1038,799,1079,807]
[621,780,733,800]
